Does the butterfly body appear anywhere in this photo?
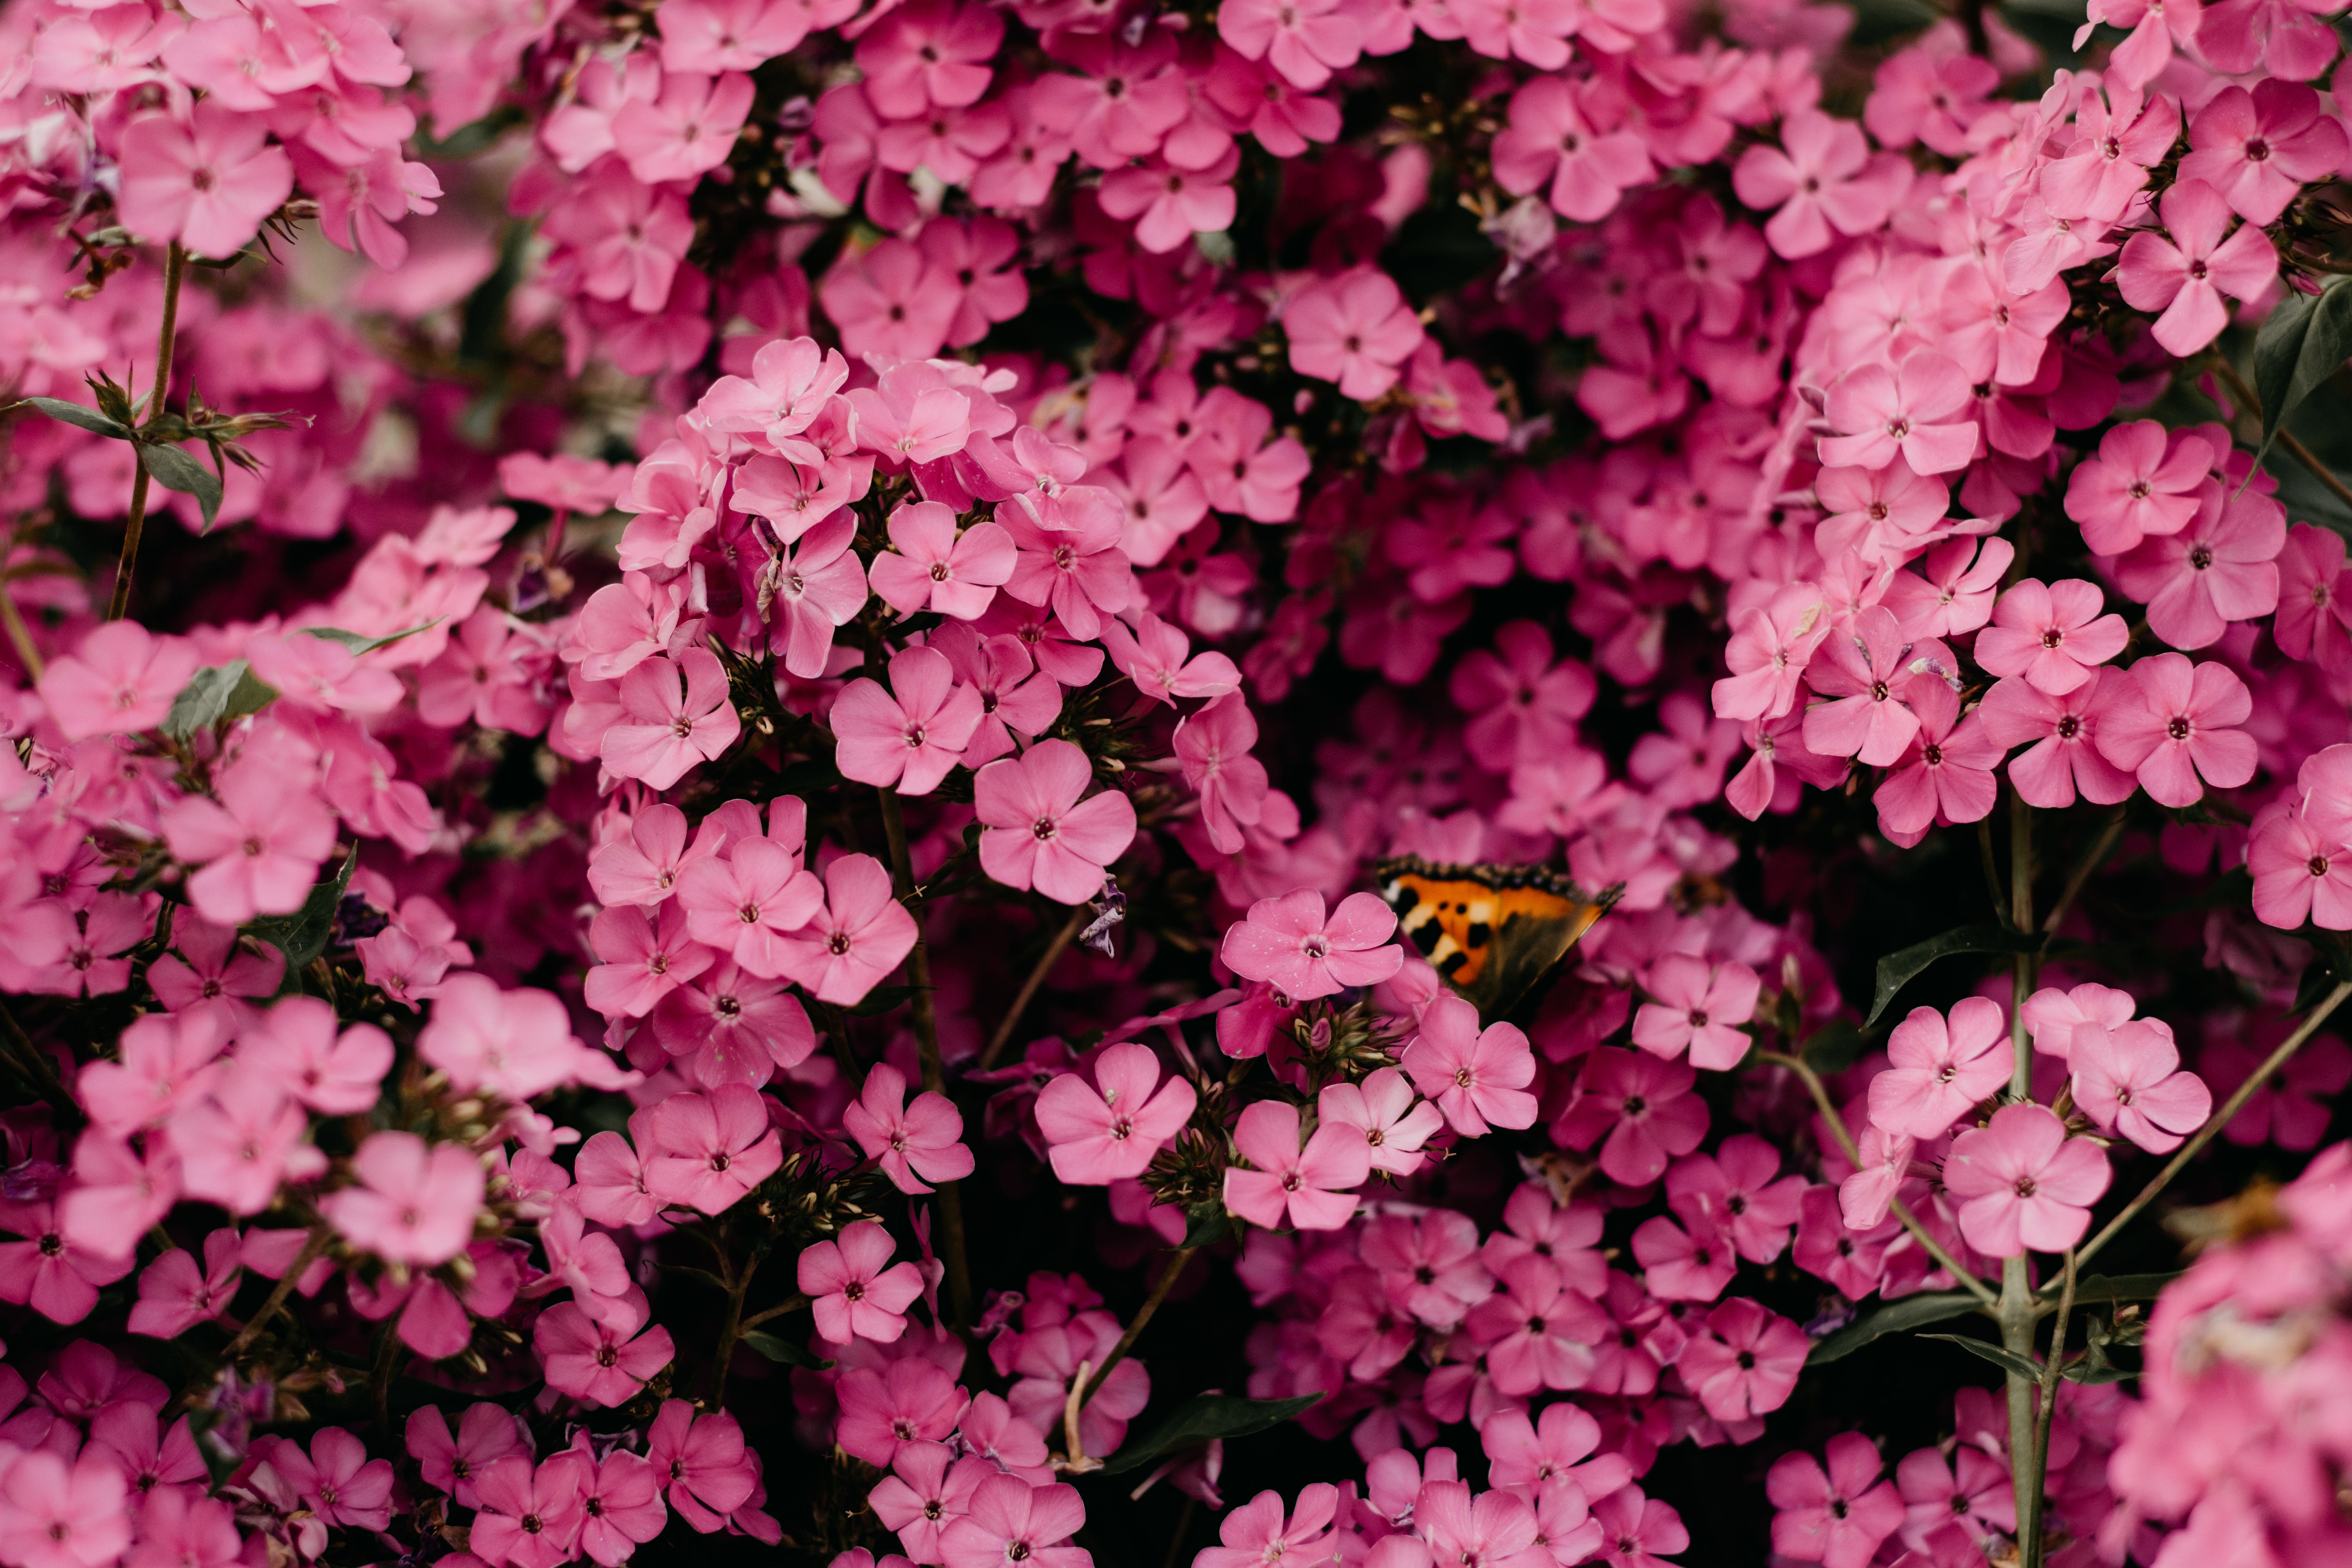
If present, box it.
[1374,857,1619,1021]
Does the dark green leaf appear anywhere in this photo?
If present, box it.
[1920,1332,2044,1381]
[300,619,444,655]
[1181,1201,1233,1249]
[2048,1272,2181,1303]
[1808,1290,1985,1364]
[1866,924,2044,1028]
[1098,1393,1323,1476]
[138,442,225,532]
[739,1331,829,1367]
[162,661,279,740]
[244,850,355,972]
[849,984,927,1017]
[1801,1022,1871,1074]
[2252,275,2352,474]
[11,397,132,439]
[183,1406,242,1492]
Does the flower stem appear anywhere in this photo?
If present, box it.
[1079,1244,1196,1409]
[979,904,1088,1071]
[0,571,42,681]
[109,240,185,623]
[876,786,973,1328]
[2069,978,2352,1272]
[2010,792,2034,1096]
[2021,1249,2078,1568]
[706,1235,767,1407]
[222,1223,330,1361]
[2212,357,2352,513]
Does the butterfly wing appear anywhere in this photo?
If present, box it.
[1376,858,1619,1023]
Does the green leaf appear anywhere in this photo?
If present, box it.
[1098,1393,1323,1476]
[739,1330,829,1368]
[1866,924,2045,1029]
[11,397,132,439]
[1801,1022,1871,1074]
[1920,1332,2044,1382]
[1181,1201,1233,1249]
[1808,1290,1986,1364]
[299,619,444,655]
[2048,1272,2181,1303]
[138,442,225,532]
[849,983,926,1017]
[2252,276,2352,475]
[244,849,355,972]
[162,661,279,740]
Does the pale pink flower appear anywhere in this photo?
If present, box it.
[1316,1067,1445,1176]
[833,645,985,797]
[674,840,823,979]
[0,1452,132,1568]
[776,853,918,1005]
[869,503,1016,621]
[1223,1098,1372,1231]
[1817,352,1978,477]
[975,739,1136,905]
[1732,109,1896,259]
[534,1301,675,1410]
[938,1475,1087,1568]
[1035,1042,1198,1185]
[1632,955,1761,1071]
[36,622,199,740]
[644,1085,783,1214]
[1221,889,1403,1000]
[843,1063,976,1194]
[159,761,339,926]
[600,650,742,791]
[322,1131,485,1266]
[1942,1103,2111,1257]
[2115,179,2278,357]
[2178,80,2348,226]
[1490,77,1653,223]
[2091,652,2257,808]
[799,1220,924,1343]
[1401,994,1539,1135]
[1972,579,2127,695]
[2068,1018,2212,1154]
[1217,0,1361,89]
[1869,997,2012,1140]
[239,995,394,1116]
[115,105,294,260]
[1285,267,1425,399]
[2063,421,2210,556]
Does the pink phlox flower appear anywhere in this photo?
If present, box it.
[1175,693,1272,855]
[587,802,709,907]
[1483,1183,1608,1297]
[1973,578,2127,695]
[1893,1445,2014,1553]
[2064,420,2211,557]
[975,738,1137,905]
[938,1474,1087,1568]
[835,1358,971,1468]
[2178,80,2348,226]
[1316,1067,1445,1176]
[1766,1434,1905,1568]
[832,644,985,796]
[933,623,1062,767]
[1871,678,2002,848]
[1284,267,1425,401]
[1712,582,1830,723]
[1865,42,1997,155]
[844,1062,976,1194]
[2017,981,2137,1060]
[321,1130,485,1266]
[643,1085,784,1215]
[869,502,1017,622]
[1869,996,2013,1140]
[158,759,339,926]
[1630,1212,1737,1302]
[702,336,851,459]
[420,972,637,1101]
[1553,1047,1709,1187]
[1223,1098,1372,1231]
[600,649,743,791]
[777,853,920,1006]
[405,1402,529,1511]
[1813,459,1954,568]
[998,488,1136,642]
[115,105,294,260]
[415,608,555,735]
[1185,385,1312,524]
[1401,994,1539,1136]
[170,1064,325,1217]
[799,1219,925,1343]
[36,622,200,740]
[2068,1018,2212,1154]
[2042,84,2178,221]
[1490,77,1653,224]
[2116,178,2278,357]
[855,0,1004,117]
[77,1011,229,1139]
[128,1227,242,1338]
[673,837,823,980]
[1033,1041,1198,1185]
[1221,889,1404,1001]
[1976,669,2137,810]
[1665,1134,1807,1263]
[1799,605,1936,768]
[824,237,959,361]
[848,361,978,468]
[766,514,873,681]
[1481,1401,1633,1503]
[2091,651,2257,808]
[1361,1209,1491,1328]
[1216,0,1361,89]
[569,1447,667,1567]
[2274,521,2352,666]
[1942,1103,2111,1256]
[1881,536,2014,642]
[1675,1297,1808,1423]
[871,1443,990,1563]
[470,1453,590,1568]
[1731,108,1899,260]
[1631,954,1760,1071]
[568,572,695,684]
[585,901,716,1018]
[1195,1486,1338,1568]
[239,995,394,1115]
[613,69,755,184]
[1098,610,1241,706]
[535,1194,635,1328]
[644,1401,760,1530]
[1463,1254,1607,1394]
[533,1295,675,1410]
[0,1452,133,1568]
[1449,620,1595,771]
[264,1428,394,1534]
[1817,352,1979,477]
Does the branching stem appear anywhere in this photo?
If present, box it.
[109,240,185,622]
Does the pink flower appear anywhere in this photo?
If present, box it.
[1098,611,1240,706]
[406,1403,528,1510]
[420,973,628,1102]
[776,853,919,1006]
[644,1085,783,1214]
[2178,80,2348,226]
[2069,1018,2212,1154]
[586,902,716,1018]
[0,1452,132,1568]
[267,1428,394,1534]
[1818,352,1978,477]
[1285,267,1425,399]
[1872,679,2002,848]
[855,0,1004,117]
[1401,995,1539,1135]
[322,1131,485,1266]
[1467,1255,1608,1394]
[1973,578,2127,696]
[2274,521,2352,665]
[1450,621,1597,771]
[1800,606,1931,768]
[1632,955,1761,1071]
[1174,693,1272,854]
[574,1451,667,1566]
[613,70,755,185]
[534,1299,676,1410]
[673,839,823,979]
[833,645,985,797]
[1677,1298,1808,1422]
[1317,1067,1445,1176]
[1034,1042,1198,1185]
[2249,795,2352,931]
[1712,582,1830,724]
[1098,153,1241,256]
[129,1228,241,1338]
[601,650,742,791]
[471,1455,590,1568]
[1732,109,1896,259]
[241,996,395,1115]
[1491,76,1653,223]
[1942,1103,2111,1256]
[843,1063,975,1194]
[1196,1487,1338,1568]
[1767,1435,1904,1568]
[1221,889,1404,1000]
[938,1475,1087,1568]
[2116,180,2278,357]
[1869,997,2012,1140]
[768,515,872,680]
[1187,386,1311,523]
[2019,981,2138,1061]
[2063,421,2210,556]
[822,239,960,361]
[2091,652,2257,808]
[998,490,1135,641]
[1223,1099,1372,1231]
[0,1198,134,1322]
[836,1359,970,1468]
[115,105,294,260]
[160,760,339,926]
[36,622,199,740]
[172,1069,324,1216]
[1216,0,1360,89]
[644,1401,760,1528]
[975,739,1136,904]
[869,503,1017,621]
[1976,670,2138,810]
[1555,1047,1709,1187]
[798,1219,924,1343]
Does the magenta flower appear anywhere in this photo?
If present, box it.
[833,645,985,797]
[1767,1435,1905,1568]
[1481,1401,1631,1501]
[128,1228,241,1339]
[1223,1098,1371,1231]
[1466,1254,1609,1394]
[975,739,1136,905]
[2069,1018,2212,1154]
[0,1452,132,1568]
[1732,109,1896,260]
[843,1062,975,1194]
[1555,1047,1709,1186]
[1588,1489,1687,1568]
[644,1085,783,1215]
[1196,1486,1338,1568]
[1633,955,1761,1071]
[1873,678,2002,848]
[1285,269,1424,401]
[159,760,339,926]
[1450,619,1597,771]
[2178,80,2348,226]
[584,903,714,1019]
[1869,997,2012,1140]
[1220,889,1403,1001]
[1976,669,2138,810]
[1174,693,1272,853]
[573,1451,667,1567]
[1491,76,1653,223]
[2249,796,2352,931]
[114,105,293,260]
[0,1198,133,1323]
[1712,582,1831,724]
[836,1358,971,1468]
[820,238,959,361]
[1818,352,1978,477]
[797,1219,924,1343]
[1942,1103,2112,1257]
[869,502,1017,622]
[2116,179,2278,357]
[1317,1067,1445,1176]
[1974,578,2127,695]
[2275,521,2352,665]
[2092,652,2258,808]
[1801,606,1930,768]
[321,1131,485,1267]
[405,1403,528,1510]
[36,622,199,741]
[938,1475,1088,1568]
[1034,1042,1197,1185]
[872,1445,989,1563]
[775,853,918,1006]
[2063,420,2211,556]
[673,839,823,980]
[533,1299,676,1410]
[1676,1298,1808,1422]
[1401,995,1539,1135]
[1216,0,1359,89]
[266,1428,395,1534]
[470,1454,589,1568]
[2111,486,2285,651]
[768,515,872,680]
[601,650,743,791]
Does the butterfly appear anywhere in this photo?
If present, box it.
[1374,857,1620,1022]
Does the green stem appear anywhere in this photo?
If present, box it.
[0,572,42,681]
[2070,980,2352,1271]
[109,240,185,623]
[706,1235,770,1408]
[979,904,1087,1071]
[739,1293,810,1332]
[1080,1245,1196,1409]
[2010,792,2034,1097]
[1978,817,2011,928]
[0,998,77,1120]
[222,1224,330,1360]
[876,786,973,1328]
[2022,1250,2078,1568]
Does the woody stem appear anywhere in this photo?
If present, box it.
[109,240,184,623]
